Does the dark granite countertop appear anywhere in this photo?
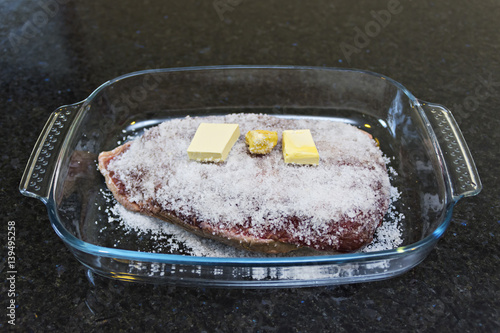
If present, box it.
[1,0,499,331]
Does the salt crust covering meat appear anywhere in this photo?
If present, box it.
[98,114,391,253]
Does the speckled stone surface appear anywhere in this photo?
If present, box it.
[1,0,499,331]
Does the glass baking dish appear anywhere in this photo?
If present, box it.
[20,66,481,288]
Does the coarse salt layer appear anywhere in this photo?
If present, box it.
[106,114,391,246]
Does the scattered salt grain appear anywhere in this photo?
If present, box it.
[100,114,404,257]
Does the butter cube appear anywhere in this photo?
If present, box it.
[282,129,319,165]
[245,130,278,154]
[187,123,240,162]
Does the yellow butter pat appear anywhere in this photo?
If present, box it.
[245,130,278,154]
[187,123,240,162]
[282,129,319,165]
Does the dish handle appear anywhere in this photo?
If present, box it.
[419,101,482,201]
[19,102,83,202]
